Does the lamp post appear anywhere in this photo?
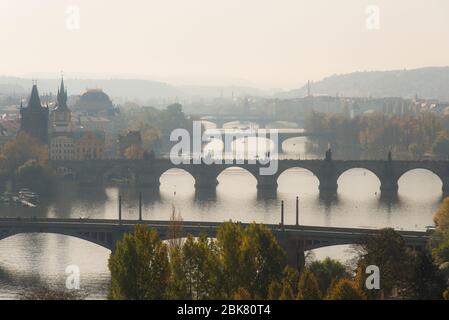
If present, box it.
[118,195,122,225]
[281,200,284,231]
[296,196,299,226]
[139,192,142,222]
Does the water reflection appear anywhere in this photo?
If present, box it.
[0,131,444,299]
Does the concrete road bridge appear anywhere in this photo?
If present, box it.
[0,217,430,268]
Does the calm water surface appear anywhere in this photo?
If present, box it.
[0,132,443,299]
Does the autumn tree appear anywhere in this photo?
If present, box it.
[297,269,322,300]
[279,282,295,300]
[181,235,222,299]
[356,228,413,297]
[267,281,282,300]
[215,222,245,297]
[240,223,287,299]
[16,159,57,195]
[232,288,252,300]
[167,205,183,249]
[432,198,449,264]
[0,132,48,176]
[434,197,449,233]
[432,130,449,159]
[307,257,350,296]
[405,251,446,299]
[108,225,170,300]
[326,278,366,300]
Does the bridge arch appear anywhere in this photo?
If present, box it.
[222,121,259,129]
[199,120,218,129]
[337,167,382,183]
[280,136,306,154]
[0,230,114,251]
[337,167,381,196]
[277,167,320,194]
[397,168,443,196]
[159,168,196,190]
[265,121,299,129]
[216,166,258,190]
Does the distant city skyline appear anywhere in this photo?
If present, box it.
[1,0,449,89]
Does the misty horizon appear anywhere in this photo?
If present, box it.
[2,0,449,89]
[1,64,449,91]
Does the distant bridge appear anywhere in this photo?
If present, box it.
[190,114,305,128]
[202,128,316,152]
[0,217,430,268]
[52,158,449,196]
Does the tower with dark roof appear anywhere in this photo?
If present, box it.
[51,77,72,132]
[19,82,49,144]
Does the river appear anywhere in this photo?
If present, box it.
[0,125,443,299]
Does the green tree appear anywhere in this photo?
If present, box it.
[215,222,245,297]
[434,197,449,233]
[433,240,449,264]
[431,198,449,264]
[281,266,299,295]
[240,223,287,299]
[307,257,350,295]
[326,278,366,300]
[167,246,190,300]
[182,235,221,299]
[16,159,57,195]
[267,281,282,300]
[297,269,322,300]
[232,287,252,300]
[405,251,446,299]
[356,228,413,297]
[432,130,449,159]
[279,282,295,300]
[443,289,449,300]
[108,225,170,300]
[0,132,48,174]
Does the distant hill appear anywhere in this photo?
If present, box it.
[277,67,449,101]
[0,77,183,101]
[178,85,267,98]
[0,77,266,102]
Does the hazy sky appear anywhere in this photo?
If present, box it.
[1,0,449,89]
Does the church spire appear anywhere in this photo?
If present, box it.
[57,76,68,109]
[28,82,42,109]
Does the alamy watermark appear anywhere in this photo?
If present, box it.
[65,265,80,290]
[65,5,81,31]
[169,121,278,175]
[365,265,380,290]
[365,5,380,30]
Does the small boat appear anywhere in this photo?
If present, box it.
[19,199,36,208]
[18,189,39,203]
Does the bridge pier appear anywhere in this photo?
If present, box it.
[317,161,338,195]
[193,173,219,190]
[256,175,278,190]
[441,177,449,197]
[134,173,160,189]
[379,177,399,196]
[277,234,305,271]
[318,177,338,195]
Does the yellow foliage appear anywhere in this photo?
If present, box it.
[434,197,449,233]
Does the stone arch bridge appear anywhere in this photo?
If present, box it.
[51,158,449,196]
